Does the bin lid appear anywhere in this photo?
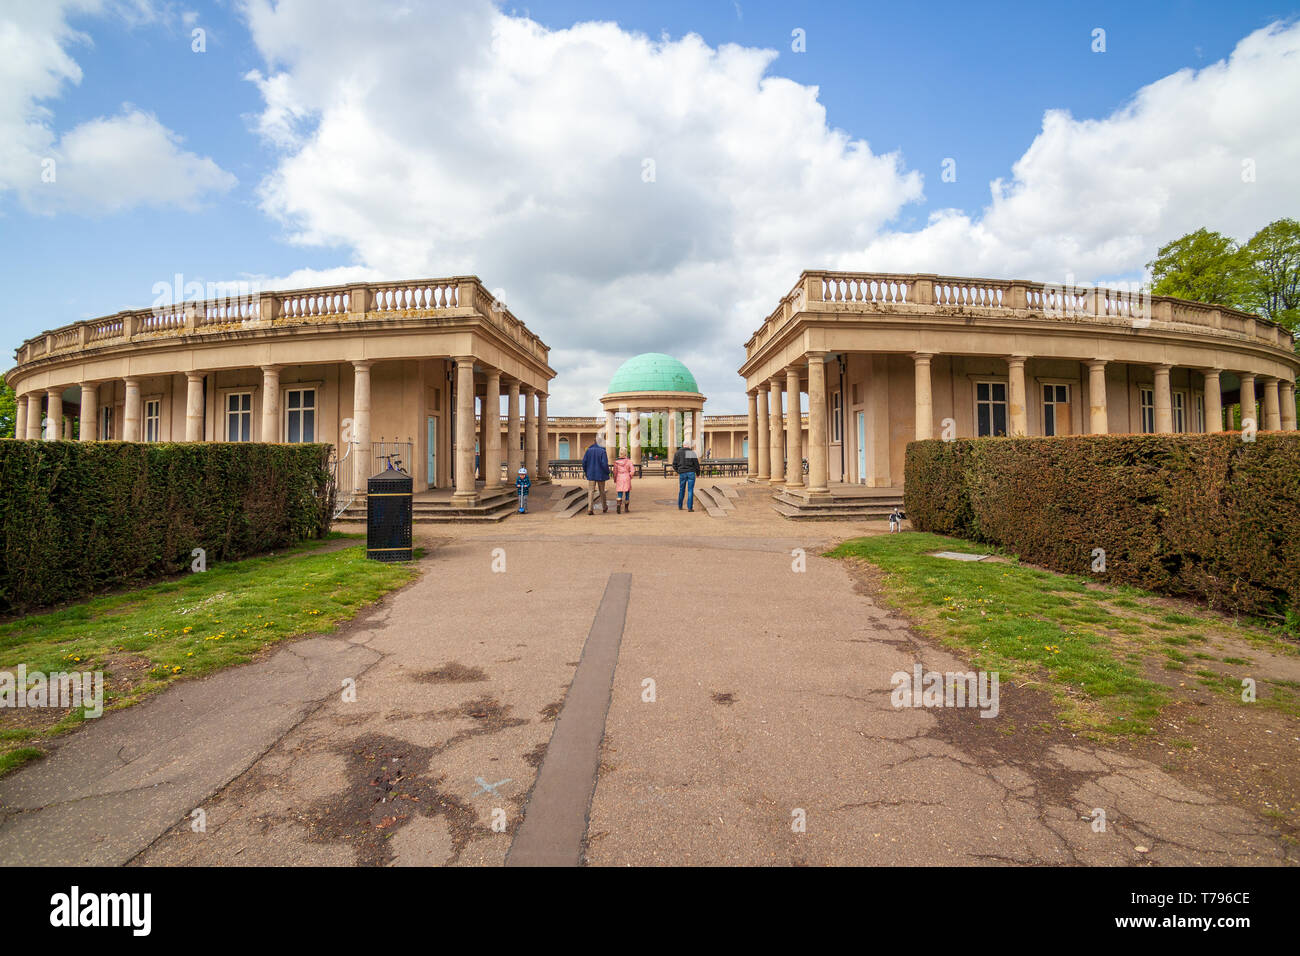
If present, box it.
[369,466,412,481]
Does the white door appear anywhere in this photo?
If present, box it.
[856,411,866,485]
[427,416,437,489]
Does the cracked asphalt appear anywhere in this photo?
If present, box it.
[0,481,1292,865]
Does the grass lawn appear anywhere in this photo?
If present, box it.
[828,532,1299,737]
[0,534,417,772]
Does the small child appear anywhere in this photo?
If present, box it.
[888,507,905,533]
[516,467,531,513]
[612,449,634,513]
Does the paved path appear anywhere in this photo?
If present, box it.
[1,486,1292,865]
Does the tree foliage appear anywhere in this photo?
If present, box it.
[1148,218,1300,333]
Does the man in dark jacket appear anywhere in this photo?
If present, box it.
[672,439,700,512]
[582,437,611,515]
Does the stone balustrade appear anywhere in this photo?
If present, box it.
[10,276,549,370]
[744,270,1296,360]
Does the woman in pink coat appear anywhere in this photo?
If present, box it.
[612,451,635,514]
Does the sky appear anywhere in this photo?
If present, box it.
[2,0,1298,414]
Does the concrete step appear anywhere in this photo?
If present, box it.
[770,489,903,520]
[694,486,728,518]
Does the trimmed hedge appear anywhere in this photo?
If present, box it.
[0,441,334,614]
[905,434,1300,620]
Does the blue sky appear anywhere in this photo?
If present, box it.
[3,0,1298,412]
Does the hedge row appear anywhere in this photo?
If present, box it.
[905,434,1300,620]
[0,441,335,614]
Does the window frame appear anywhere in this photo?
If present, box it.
[1171,389,1187,433]
[143,398,161,442]
[1040,381,1072,437]
[831,389,842,443]
[223,391,253,443]
[283,386,318,444]
[973,378,1009,437]
[1139,386,1155,434]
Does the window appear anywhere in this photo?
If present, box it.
[832,390,842,443]
[285,388,316,443]
[101,406,114,441]
[1139,387,1155,434]
[144,400,161,442]
[1042,383,1070,436]
[975,381,1008,436]
[226,392,252,442]
[1171,391,1186,433]
[1193,393,1205,433]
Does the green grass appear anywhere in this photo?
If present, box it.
[0,536,416,766]
[827,532,1300,736]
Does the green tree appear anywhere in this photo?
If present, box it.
[1147,228,1248,308]
[1239,217,1300,332]
[0,382,15,439]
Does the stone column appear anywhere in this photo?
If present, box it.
[26,394,43,440]
[630,411,641,465]
[1006,358,1027,437]
[1153,365,1173,433]
[746,391,759,478]
[784,367,803,489]
[506,380,521,479]
[1203,369,1223,433]
[913,353,934,441]
[45,388,63,441]
[483,369,502,490]
[477,390,488,480]
[1280,380,1297,432]
[756,386,771,480]
[123,379,142,442]
[182,374,204,442]
[523,387,538,482]
[80,384,99,442]
[768,377,784,486]
[536,392,550,481]
[1239,372,1257,429]
[453,358,478,503]
[352,361,372,494]
[807,354,830,495]
[14,393,27,440]
[261,365,281,442]
[605,408,616,452]
[666,407,678,461]
[1262,376,1282,431]
[1086,360,1109,434]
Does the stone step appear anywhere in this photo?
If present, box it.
[693,486,728,518]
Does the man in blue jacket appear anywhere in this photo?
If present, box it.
[582,436,611,515]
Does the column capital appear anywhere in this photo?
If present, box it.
[805,349,831,359]
[352,359,373,371]
[1085,358,1108,369]
[261,363,282,373]
[1153,363,1173,373]
[1005,355,1027,368]
[186,370,205,383]
[912,352,934,364]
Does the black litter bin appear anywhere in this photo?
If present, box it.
[366,465,413,562]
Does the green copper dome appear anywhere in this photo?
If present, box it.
[607,353,699,394]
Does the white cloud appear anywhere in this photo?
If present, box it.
[243,0,921,413]
[0,0,236,215]
[853,20,1300,285]
[243,2,1300,412]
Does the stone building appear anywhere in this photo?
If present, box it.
[5,277,556,515]
[739,271,1300,514]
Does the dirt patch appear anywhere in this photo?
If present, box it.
[523,742,548,768]
[297,733,482,866]
[711,692,737,706]
[538,699,564,721]
[412,662,489,684]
